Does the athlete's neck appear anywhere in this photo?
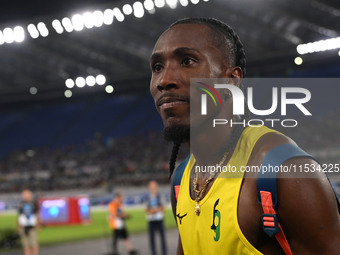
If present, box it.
[190,114,235,168]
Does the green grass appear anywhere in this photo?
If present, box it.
[0,208,176,246]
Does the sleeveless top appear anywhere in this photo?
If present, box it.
[176,126,277,255]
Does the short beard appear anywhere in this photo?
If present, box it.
[163,125,190,144]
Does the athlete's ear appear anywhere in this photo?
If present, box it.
[225,66,243,87]
[231,66,243,79]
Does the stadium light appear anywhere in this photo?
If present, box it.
[62,17,74,32]
[37,22,49,37]
[179,0,189,7]
[297,37,340,55]
[29,87,38,95]
[75,77,86,87]
[64,90,73,98]
[3,28,14,44]
[294,57,303,65]
[133,2,145,18]
[66,74,106,90]
[13,26,25,43]
[0,0,209,46]
[103,9,114,25]
[105,85,114,93]
[26,149,35,157]
[86,75,96,86]
[83,12,95,29]
[166,0,177,9]
[113,8,125,22]
[148,8,156,14]
[96,74,106,85]
[65,78,75,88]
[123,4,133,15]
[154,0,166,8]
[93,10,104,27]
[27,24,39,39]
[52,19,64,34]
[72,14,85,31]
[144,0,155,11]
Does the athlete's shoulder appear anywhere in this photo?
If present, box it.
[172,154,191,183]
[257,129,295,151]
[246,128,296,168]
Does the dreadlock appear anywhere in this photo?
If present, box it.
[167,17,248,178]
[169,142,181,178]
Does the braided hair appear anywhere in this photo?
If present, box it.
[167,17,248,177]
[170,17,246,76]
[169,142,181,178]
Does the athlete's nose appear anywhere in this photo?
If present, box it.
[157,64,179,92]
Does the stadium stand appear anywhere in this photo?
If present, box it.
[0,94,188,193]
[0,93,338,199]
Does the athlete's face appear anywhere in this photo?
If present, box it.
[149,23,228,130]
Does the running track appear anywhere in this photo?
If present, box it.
[2,229,178,255]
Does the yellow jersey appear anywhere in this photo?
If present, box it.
[176,126,277,255]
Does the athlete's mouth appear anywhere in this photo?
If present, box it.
[157,94,189,110]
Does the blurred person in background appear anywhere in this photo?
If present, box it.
[146,180,167,255]
[17,189,40,255]
[108,192,137,255]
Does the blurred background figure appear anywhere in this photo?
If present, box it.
[146,181,167,255]
[17,189,40,255]
[108,192,137,255]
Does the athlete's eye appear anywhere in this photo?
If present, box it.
[181,57,196,66]
[152,63,163,73]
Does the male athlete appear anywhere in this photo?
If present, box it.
[149,18,340,254]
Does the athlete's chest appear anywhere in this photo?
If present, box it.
[177,177,242,242]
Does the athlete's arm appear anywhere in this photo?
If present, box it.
[250,132,340,254]
[171,172,184,255]
[278,157,340,255]
[177,236,184,255]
